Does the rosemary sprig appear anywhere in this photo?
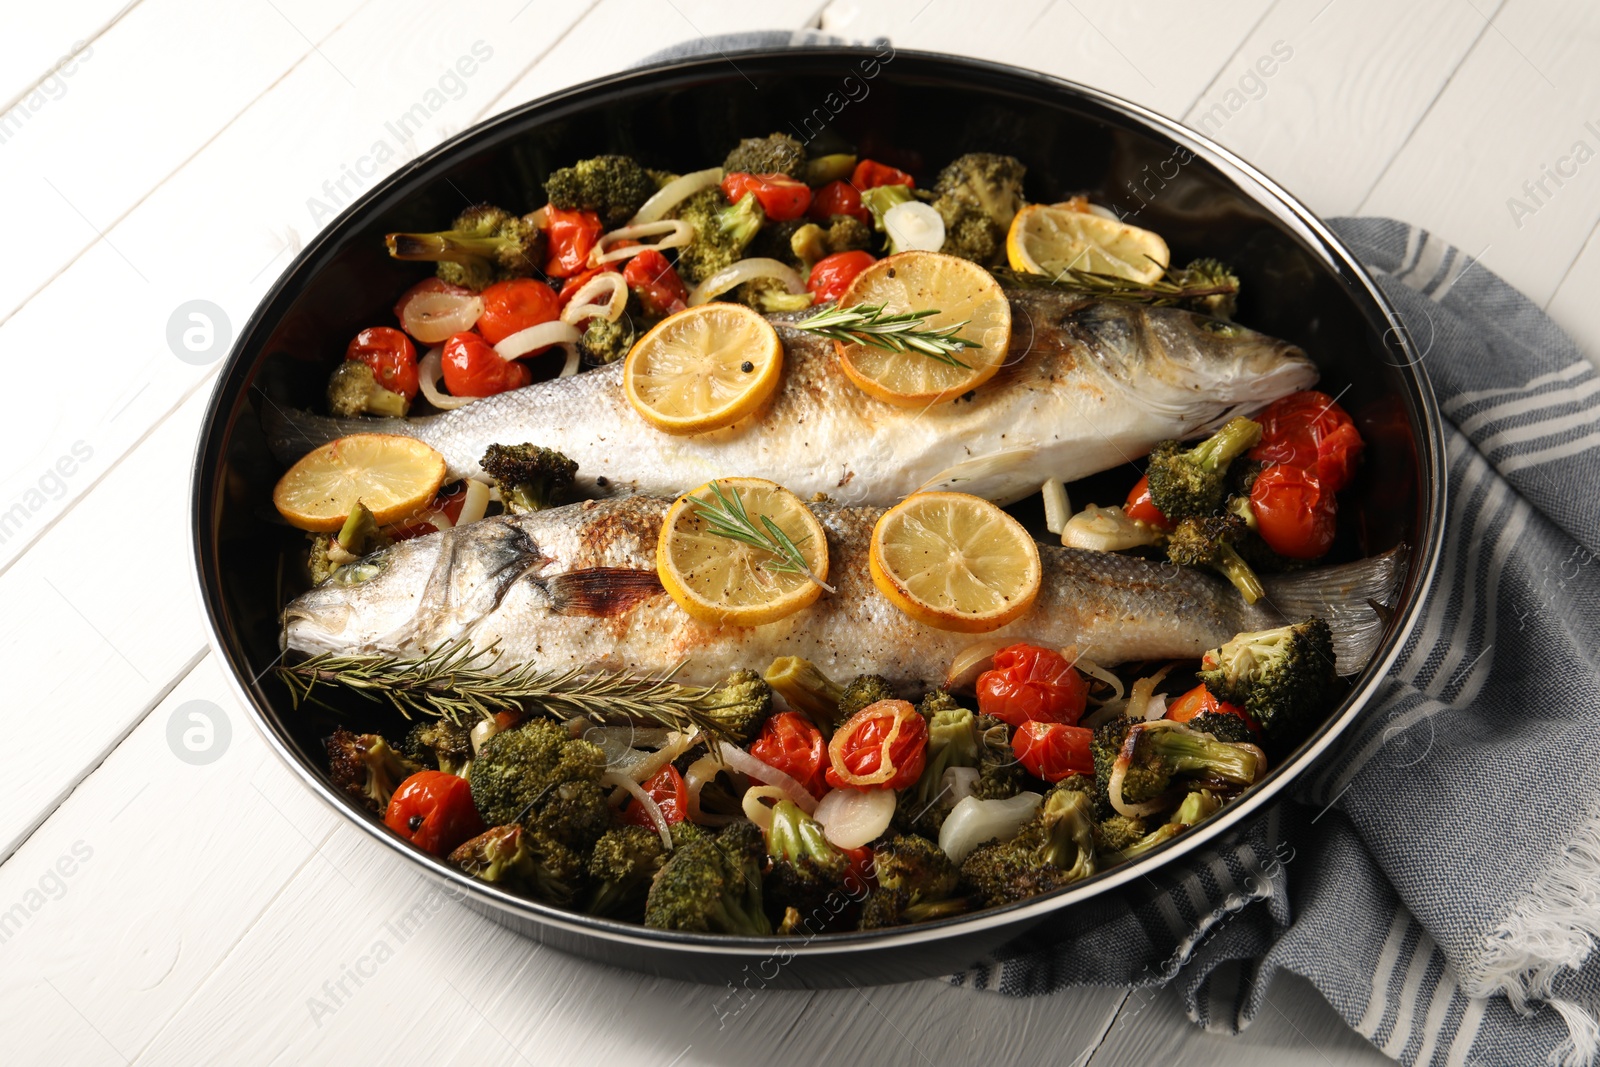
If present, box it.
[687,482,836,593]
[992,258,1241,317]
[278,638,739,743]
[794,301,979,368]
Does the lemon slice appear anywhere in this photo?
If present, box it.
[657,477,829,626]
[835,250,1011,408]
[1006,203,1169,284]
[624,303,782,434]
[869,491,1041,633]
[273,433,447,532]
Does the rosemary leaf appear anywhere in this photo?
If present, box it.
[794,301,978,368]
[686,482,836,593]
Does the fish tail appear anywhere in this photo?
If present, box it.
[256,389,418,465]
[1260,545,1409,675]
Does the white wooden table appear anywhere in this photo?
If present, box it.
[3,2,1594,1063]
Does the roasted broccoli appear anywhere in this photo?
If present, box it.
[478,443,578,513]
[1094,813,1148,854]
[763,656,845,734]
[306,501,392,585]
[1166,513,1267,603]
[586,824,670,918]
[1176,258,1241,320]
[449,823,586,906]
[697,668,774,745]
[1099,789,1222,865]
[859,834,967,929]
[901,694,981,836]
[577,314,635,366]
[788,216,875,273]
[645,821,771,934]
[1198,618,1338,745]
[1187,710,1254,745]
[543,154,656,227]
[671,188,766,284]
[763,799,854,925]
[326,360,408,418]
[722,132,807,179]
[386,204,545,290]
[972,713,1026,800]
[326,728,420,813]
[1093,717,1263,808]
[860,183,915,234]
[748,217,807,268]
[930,152,1026,266]
[959,784,1097,907]
[837,674,896,720]
[467,718,612,850]
[403,718,474,777]
[734,277,813,313]
[1144,416,1263,521]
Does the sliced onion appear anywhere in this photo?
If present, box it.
[884,200,946,253]
[1041,477,1070,535]
[1076,657,1125,704]
[1061,504,1162,552]
[718,742,817,814]
[684,753,742,827]
[625,730,695,784]
[1125,665,1176,724]
[559,272,627,325]
[826,700,915,789]
[688,257,804,306]
[944,639,1010,692]
[938,793,1042,863]
[456,479,491,526]
[601,770,673,849]
[414,507,453,532]
[630,166,724,225]
[943,766,979,804]
[557,343,580,378]
[493,321,582,361]
[589,220,693,267]
[401,290,483,344]
[741,785,790,833]
[418,348,479,410]
[1079,700,1128,731]
[1107,735,1172,819]
[813,787,896,850]
[469,718,500,756]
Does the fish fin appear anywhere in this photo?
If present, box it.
[256,388,414,466]
[916,447,1042,505]
[544,568,664,617]
[1260,545,1409,676]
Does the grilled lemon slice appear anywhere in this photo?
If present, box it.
[273,433,447,532]
[1006,203,1169,284]
[624,303,782,434]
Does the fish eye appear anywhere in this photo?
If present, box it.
[1200,320,1240,337]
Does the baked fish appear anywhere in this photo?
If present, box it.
[264,291,1319,507]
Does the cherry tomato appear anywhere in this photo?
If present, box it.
[807,250,876,304]
[393,277,471,322]
[1012,721,1094,782]
[1124,474,1173,530]
[440,331,531,398]
[721,172,813,222]
[976,644,1090,728]
[623,248,690,317]
[808,179,871,225]
[825,699,928,790]
[1250,390,1365,493]
[1166,683,1260,737]
[750,712,828,798]
[545,205,603,278]
[619,765,688,827]
[1250,463,1337,559]
[384,771,485,856]
[493,710,523,731]
[557,265,618,308]
[346,326,418,400]
[387,480,472,540]
[851,159,915,190]
[842,845,875,892]
[476,278,561,346]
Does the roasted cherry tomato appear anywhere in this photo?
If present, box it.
[384,770,485,856]
[476,278,561,346]
[440,331,531,398]
[826,699,928,790]
[1012,721,1094,782]
[387,481,472,540]
[721,172,813,222]
[842,845,875,892]
[557,265,618,308]
[393,277,472,322]
[545,205,603,278]
[807,250,876,304]
[1250,390,1365,493]
[808,179,871,225]
[623,248,690,317]
[976,644,1090,728]
[750,712,828,798]
[1124,473,1173,530]
[346,326,419,400]
[1250,463,1337,559]
[619,765,688,827]
[1166,683,1259,736]
[851,159,915,190]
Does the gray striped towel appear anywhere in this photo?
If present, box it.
[631,35,1600,1066]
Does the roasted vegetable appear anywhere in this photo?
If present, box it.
[763,656,846,734]
[467,718,611,849]
[326,360,408,418]
[306,501,392,586]
[403,718,474,777]
[959,784,1097,906]
[930,152,1026,266]
[1144,416,1263,521]
[450,823,586,906]
[586,824,670,918]
[386,204,545,290]
[722,132,807,180]
[671,188,765,284]
[858,834,967,929]
[577,314,636,366]
[1198,618,1338,744]
[837,674,896,720]
[478,443,578,513]
[645,821,771,934]
[544,154,656,227]
[1098,789,1222,865]
[1166,513,1267,603]
[326,728,419,813]
[762,799,853,924]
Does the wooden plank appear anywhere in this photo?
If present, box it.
[0,1,131,112]
[1358,0,1600,305]
[1181,0,1499,216]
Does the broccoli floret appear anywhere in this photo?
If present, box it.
[959,785,1097,907]
[543,154,656,228]
[466,718,611,850]
[386,204,545,291]
[858,834,967,929]
[1187,710,1253,745]
[326,360,408,418]
[763,799,853,924]
[478,443,578,513]
[860,184,915,234]
[645,821,771,934]
[326,728,420,813]
[763,656,845,734]
[1198,619,1338,745]
[901,696,980,836]
[972,713,1025,800]
[1100,789,1222,865]
[748,218,807,269]
[1091,717,1169,806]
[1144,416,1263,521]
[671,189,765,284]
[722,133,807,179]
[788,216,875,274]
[837,675,896,721]
[1094,814,1148,853]
[306,501,393,585]
[577,315,635,366]
[1093,718,1263,809]
[822,214,873,253]
[734,277,813,313]
[1166,513,1267,604]
[697,669,773,745]
[586,825,669,919]
[449,823,586,906]
[930,152,1026,266]
[1176,258,1241,320]
[404,718,473,777]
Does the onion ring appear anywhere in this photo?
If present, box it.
[601,770,673,849]
[417,348,478,410]
[826,700,914,789]
[493,321,582,361]
[588,220,693,268]
[687,257,804,306]
[718,742,818,814]
[559,272,627,325]
[630,167,723,225]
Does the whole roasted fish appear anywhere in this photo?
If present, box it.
[282,496,1404,687]
[265,291,1319,507]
